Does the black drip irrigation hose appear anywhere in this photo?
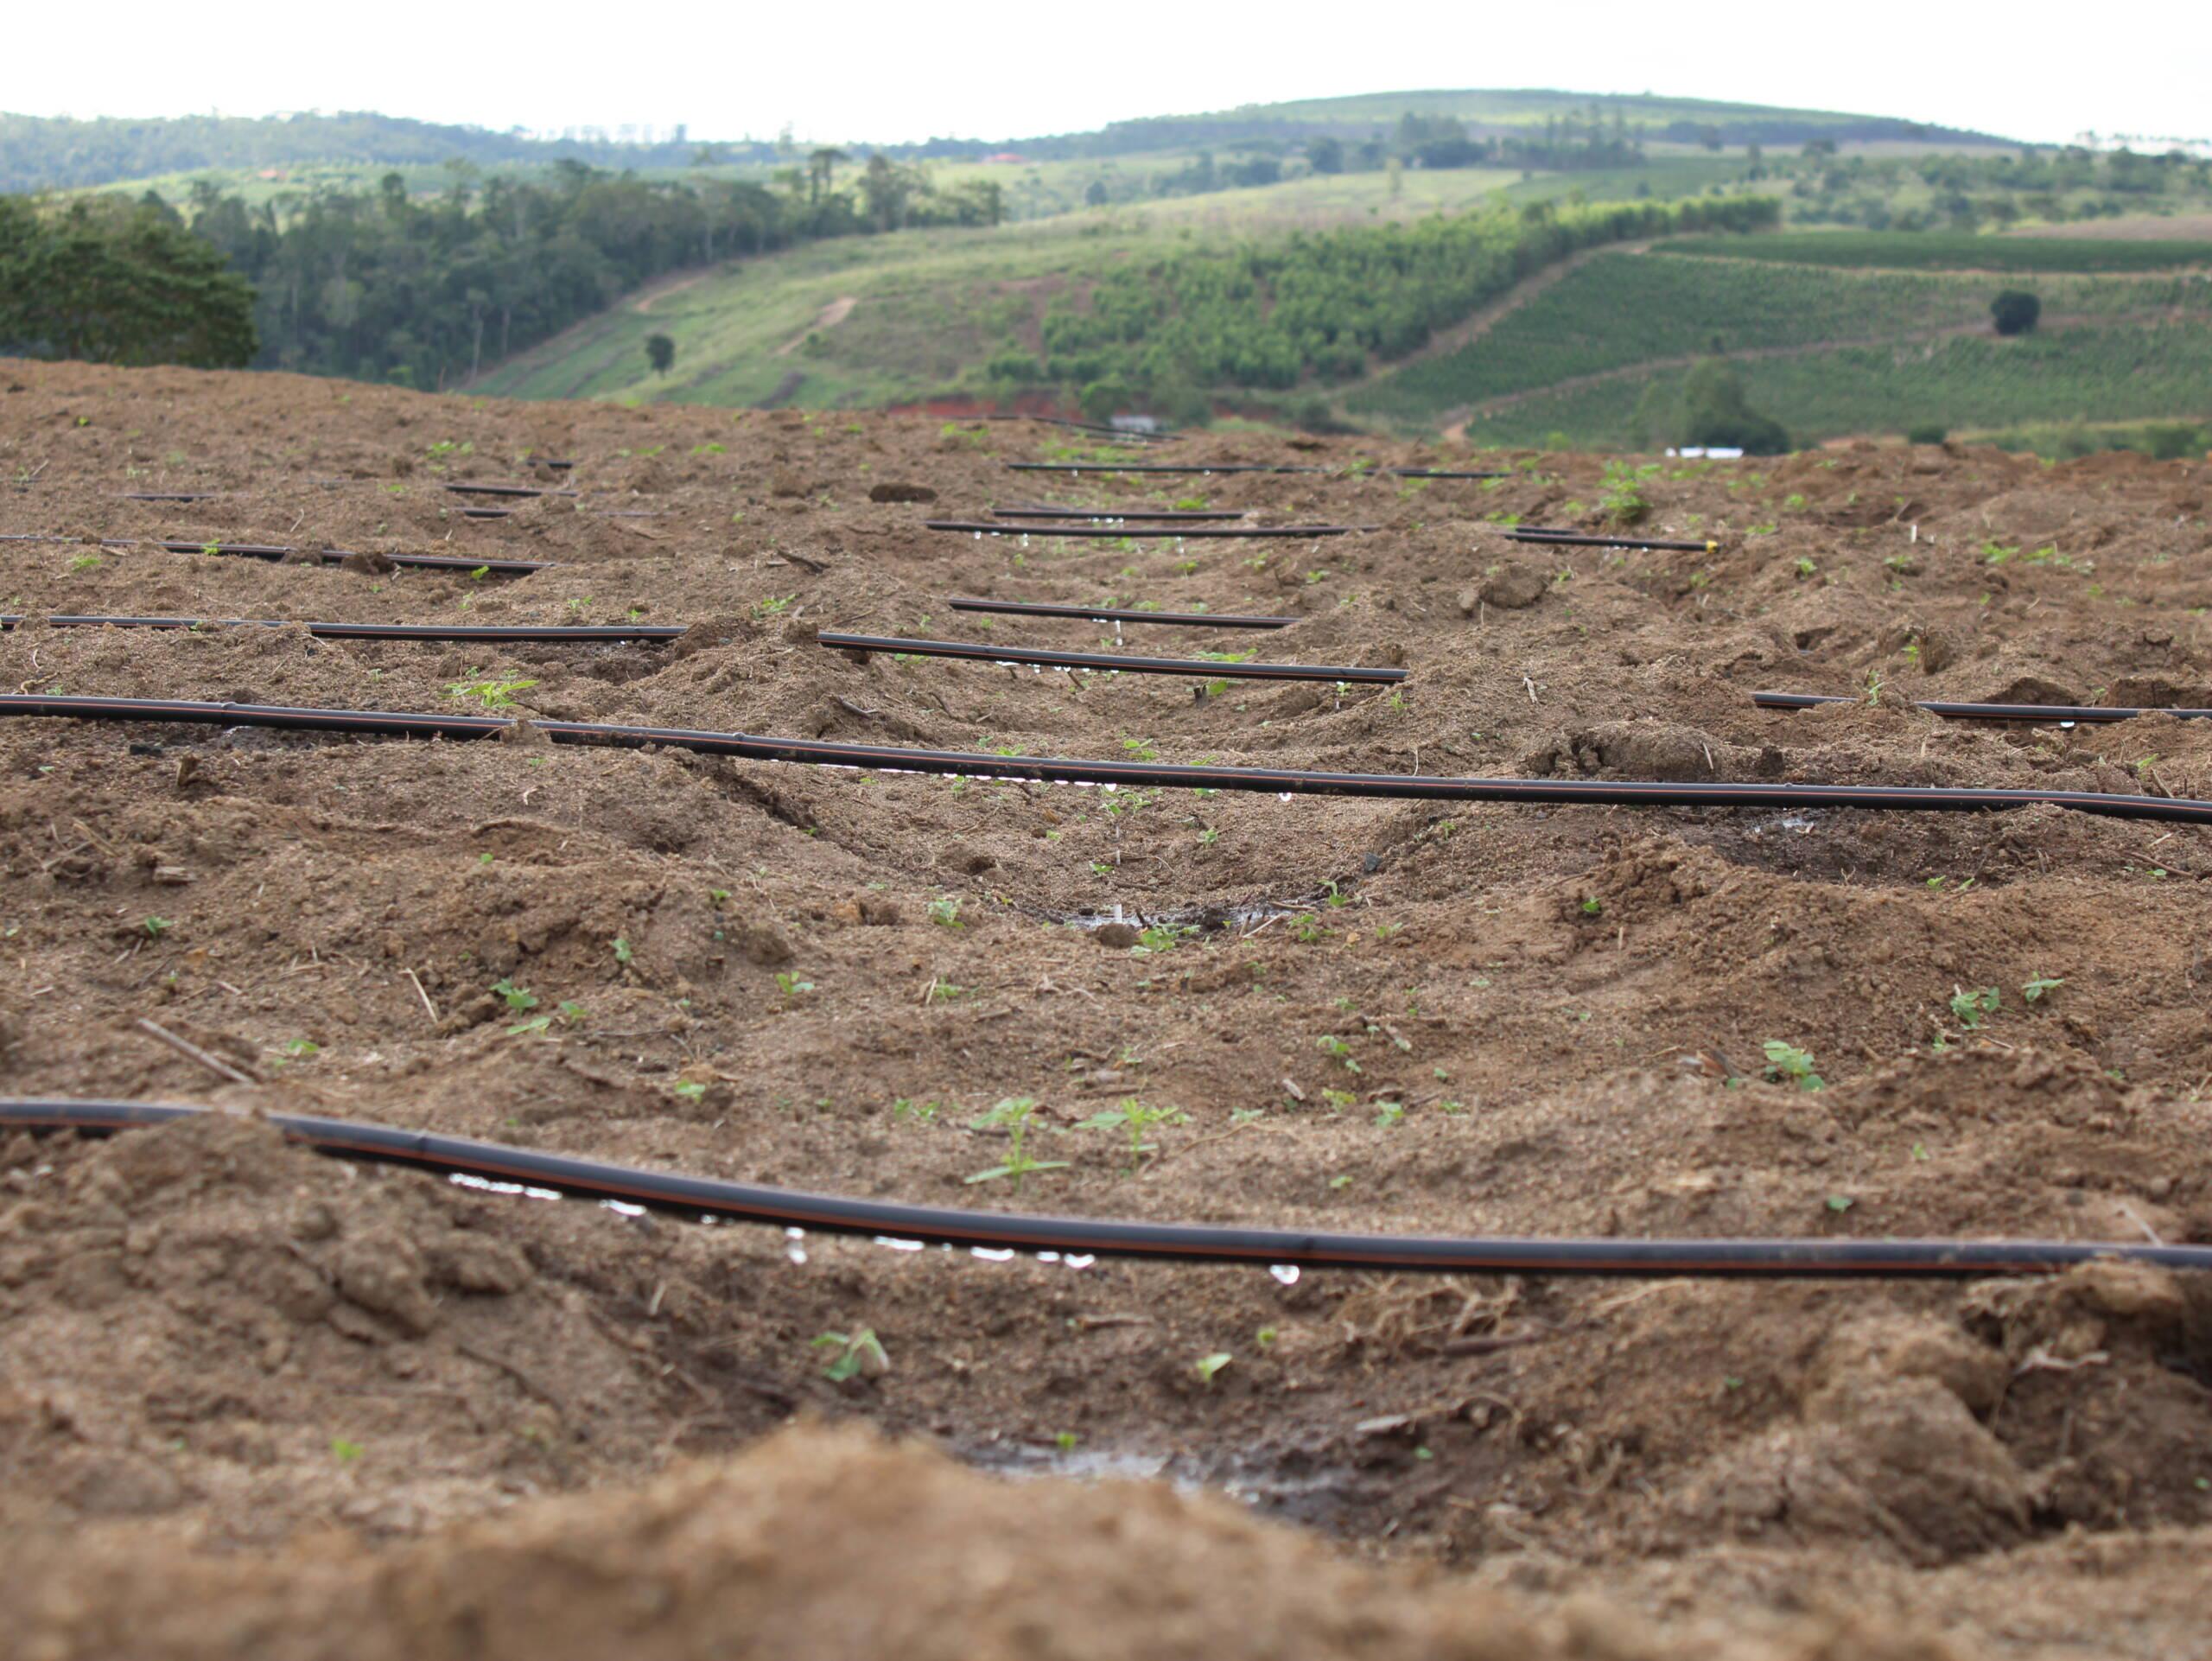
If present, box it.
[461,507,512,519]
[816,632,1405,684]
[7,1098,2208,1279]
[0,533,551,576]
[116,492,217,502]
[442,482,577,500]
[929,519,1367,540]
[1757,691,2212,724]
[1007,461,1331,476]
[992,505,1248,523]
[1383,468,1510,479]
[946,597,1295,629]
[1508,528,1719,553]
[0,614,687,644]
[10,694,2212,828]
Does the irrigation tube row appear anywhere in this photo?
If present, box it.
[1006,462,1508,480]
[1509,528,1719,554]
[15,622,2186,719]
[946,596,1297,629]
[10,695,2212,827]
[1757,691,2212,724]
[9,1098,2208,1279]
[0,614,689,643]
[0,614,1363,682]
[817,632,1404,684]
[0,532,550,576]
[993,505,1248,523]
[930,519,1368,540]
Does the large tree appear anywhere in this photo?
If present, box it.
[0,196,256,367]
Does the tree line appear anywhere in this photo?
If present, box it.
[1,159,1001,388]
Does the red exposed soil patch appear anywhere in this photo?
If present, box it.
[4,361,2212,1658]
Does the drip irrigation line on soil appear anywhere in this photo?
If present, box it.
[10,695,2212,829]
[992,506,1249,522]
[460,507,512,519]
[442,482,577,499]
[945,596,1296,629]
[815,632,1406,684]
[1756,691,2212,724]
[1382,468,1510,479]
[0,614,687,643]
[1007,462,1332,476]
[1507,528,1719,553]
[0,533,550,575]
[8,1098,2211,1279]
[115,492,216,501]
[928,519,1369,540]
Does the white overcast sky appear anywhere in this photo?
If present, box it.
[13,0,2208,148]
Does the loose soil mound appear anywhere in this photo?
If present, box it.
[4,361,2212,1658]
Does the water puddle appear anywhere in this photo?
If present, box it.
[1047,899,1305,934]
[964,1438,1371,1528]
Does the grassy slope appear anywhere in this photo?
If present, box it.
[1351,252,2212,421]
[1466,325,2212,447]
[472,166,1569,407]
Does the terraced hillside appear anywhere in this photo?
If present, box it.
[1353,240,2212,445]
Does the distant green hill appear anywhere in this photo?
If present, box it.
[0,111,760,194]
[3,86,2012,197]
[1034,88,2012,158]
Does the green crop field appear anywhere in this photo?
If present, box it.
[472,185,1769,409]
[1349,251,2212,423]
[1658,232,2212,271]
[1461,322,2212,449]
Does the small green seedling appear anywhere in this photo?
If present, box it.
[143,915,174,937]
[811,1328,888,1382]
[928,897,963,928]
[1950,986,2000,1031]
[509,1000,585,1038]
[613,937,633,964]
[2021,975,2063,1003]
[1762,1041,1824,1091]
[492,978,538,1011]
[1193,1352,1233,1385]
[1074,1097,1188,1173]
[774,971,815,1001]
[965,1097,1068,1191]
[447,677,537,709]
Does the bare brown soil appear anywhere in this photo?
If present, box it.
[4,360,2212,1658]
